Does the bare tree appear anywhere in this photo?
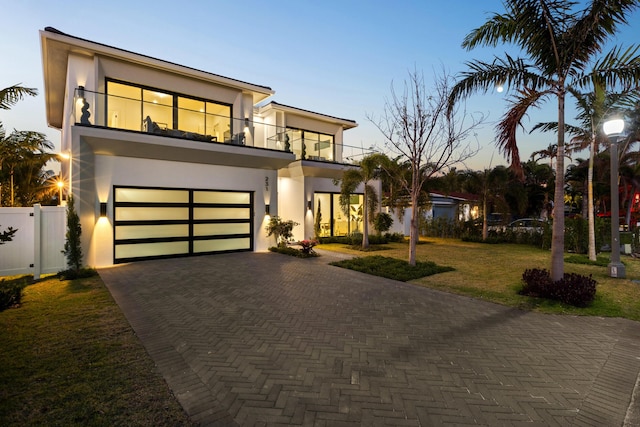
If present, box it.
[370,69,482,265]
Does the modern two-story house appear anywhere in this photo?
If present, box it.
[40,27,370,267]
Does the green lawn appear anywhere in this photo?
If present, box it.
[321,238,640,321]
[0,275,193,426]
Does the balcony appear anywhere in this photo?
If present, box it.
[72,87,338,163]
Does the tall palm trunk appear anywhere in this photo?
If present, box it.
[362,184,370,249]
[482,197,488,240]
[588,133,597,261]
[551,92,566,282]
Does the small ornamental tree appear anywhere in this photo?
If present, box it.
[0,225,17,244]
[63,195,83,273]
[373,212,393,235]
[314,199,322,239]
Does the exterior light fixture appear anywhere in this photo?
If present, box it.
[265,204,270,215]
[244,117,250,128]
[307,200,312,210]
[57,180,64,205]
[99,202,108,217]
[603,117,626,278]
[77,85,85,99]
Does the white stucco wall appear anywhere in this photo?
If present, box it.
[79,154,276,267]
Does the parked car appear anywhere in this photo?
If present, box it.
[507,218,547,233]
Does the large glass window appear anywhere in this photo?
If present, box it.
[314,192,363,236]
[178,97,205,134]
[286,128,334,160]
[206,102,232,142]
[107,82,142,131]
[106,80,232,141]
[143,89,172,130]
[314,193,332,237]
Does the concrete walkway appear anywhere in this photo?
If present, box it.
[99,251,640,426]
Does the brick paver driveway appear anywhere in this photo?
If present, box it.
[99,251,640,426]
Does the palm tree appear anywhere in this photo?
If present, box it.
[0,129,56,206]
[0,84,39,205]
[533,49,640,260]
[337,153,386,249]
[0,84,37,110]
[448,0,640,281]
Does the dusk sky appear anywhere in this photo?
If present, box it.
[2,0,640,171]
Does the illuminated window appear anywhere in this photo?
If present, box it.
[106,80,232,139]
[313,192,362,236]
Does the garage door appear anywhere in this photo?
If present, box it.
[114,186,253,263]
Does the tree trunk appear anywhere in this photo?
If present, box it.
[482,198,488,240]
[550,93,565,282]
[408,186,419,266]
[588,139,597,261]
[362,185,370,249]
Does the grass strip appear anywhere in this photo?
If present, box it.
[0,275,193,426]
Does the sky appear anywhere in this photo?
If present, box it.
[2,0,640,171]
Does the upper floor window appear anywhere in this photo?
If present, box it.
[286,128,334,161]
[106,80,232,142]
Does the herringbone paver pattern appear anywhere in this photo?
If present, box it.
[100,251,640,426]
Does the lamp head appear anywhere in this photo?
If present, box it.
[603,118,625,137]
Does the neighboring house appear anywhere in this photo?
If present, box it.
[40,27,371,267]
[426,191,479,222]
[385,191,480,235]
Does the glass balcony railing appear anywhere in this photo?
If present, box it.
[72,87,339,162]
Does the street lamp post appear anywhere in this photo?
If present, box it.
[603,118,626,278]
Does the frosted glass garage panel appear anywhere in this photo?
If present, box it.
[115,188,189,203]
[116,207,189,221]
[194,191,250,204]
[193,238,250,253]
[115,241,189,259]
[193,208,250,220]
[116,224,189,240]
[193,223,250,236]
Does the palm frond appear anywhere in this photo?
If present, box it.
[497,87,552,173]
[0,85,37,110]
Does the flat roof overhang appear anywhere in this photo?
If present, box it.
[73,126,294,170]
[41,28,274,130]
[279,159,360,180]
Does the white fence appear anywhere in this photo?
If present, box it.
[0,205,67,279]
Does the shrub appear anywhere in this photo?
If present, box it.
[268,246,318,258]
[330,255,454,281]
[520,268,596,307]
[58,267,98,280]
[556,273,597,307]
[385,232,406,242]
[0,280,28,311]
[265,216,299,247]
[373,212,393,235]
[319,233,405,245]
[63,196,83,273]
[520,267,554,298]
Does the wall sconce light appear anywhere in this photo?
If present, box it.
[244,117,250,128]
[77,85,85,99]
[307,200,312,210]
[99,202,107,217]
[265,204,270,215]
